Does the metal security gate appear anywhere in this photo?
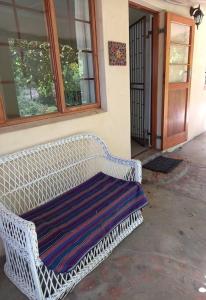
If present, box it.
[129,17,146,146]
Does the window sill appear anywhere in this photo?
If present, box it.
[0,108,106,134]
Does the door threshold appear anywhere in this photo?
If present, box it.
[131,148,149,158]
[132,148,161,164]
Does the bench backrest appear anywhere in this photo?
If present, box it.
[0,134,108,215]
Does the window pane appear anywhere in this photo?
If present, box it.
[75,21,92,51]
[0,1,57,119]
[78,52,94,78]
[15,0,44,10]
[80,80,95,104]
[54,0,96,107]
[54,0,90,21]
[75,0,90,21]
[0,6,18,42]
[0,0,12,3]
[65,80,95,107]
[17,8,48,40]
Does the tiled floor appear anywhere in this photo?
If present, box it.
[1,133,206,300]
[131,139,147,157]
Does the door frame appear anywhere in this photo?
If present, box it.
[129,1,160,148]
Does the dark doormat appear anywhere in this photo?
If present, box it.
[143,156,183,173]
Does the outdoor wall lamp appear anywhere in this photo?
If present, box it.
[190,5,204,29]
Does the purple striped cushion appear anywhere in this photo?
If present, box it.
[21,172,148,273]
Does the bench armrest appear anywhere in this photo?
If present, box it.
[0,203,40,264]
[103,153,142,183]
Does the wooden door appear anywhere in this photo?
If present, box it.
[162,13,195,150]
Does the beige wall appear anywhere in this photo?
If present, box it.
[189,16,206,139]
[0,0,131,159]
[0,0,206,157]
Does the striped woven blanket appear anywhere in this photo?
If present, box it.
[21,172,148,273]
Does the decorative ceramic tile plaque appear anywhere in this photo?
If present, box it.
[108,41,126,66]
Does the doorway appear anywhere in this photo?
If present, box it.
[129,3,159,158]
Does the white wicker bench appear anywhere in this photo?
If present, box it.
[0,133,144,300]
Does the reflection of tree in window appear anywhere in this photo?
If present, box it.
[55,0,95,107]
[0,0,58,118]
[9,39,81,116]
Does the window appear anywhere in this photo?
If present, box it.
[0,0,99,126]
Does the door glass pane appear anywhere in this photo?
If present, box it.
[54,0,96,107]
[169,65,188,83]
[171,23,190,44]
[0,1,57,120]
[170,44,189,64]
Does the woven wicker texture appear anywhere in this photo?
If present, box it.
[0,133,143,300]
